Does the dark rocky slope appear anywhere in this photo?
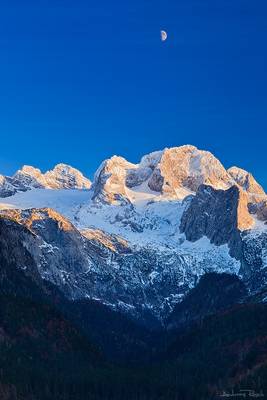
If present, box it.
[166,272,247,330]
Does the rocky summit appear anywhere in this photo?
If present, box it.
[0,163,91,197]
[0,145,266,326]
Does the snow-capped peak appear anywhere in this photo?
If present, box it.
[228,166,266,199]
[19,165,43,175]
[13,165,46,189]
[90,145,239,204]
[44,163,91,189]
[0,163,91,198]
[91,156,136,204]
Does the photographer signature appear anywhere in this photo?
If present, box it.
[218,390,264,398]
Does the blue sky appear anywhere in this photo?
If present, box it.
[0,0,266,187]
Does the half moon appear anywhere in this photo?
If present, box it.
[161,30,167,42]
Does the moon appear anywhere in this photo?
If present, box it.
[160,30,167,42]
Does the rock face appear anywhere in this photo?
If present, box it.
[91,156,135,204]
[180,185,254,259]
[145,146,234,195]
[0,164,91,198]
[0,175,17,197]
[0,208,96,299]
[248,200,267,222]
[0,213,53,299]
[126,151,163,189]
[228,166,265,197]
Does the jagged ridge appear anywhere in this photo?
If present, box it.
[0,163,91,197]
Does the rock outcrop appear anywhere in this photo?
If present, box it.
[180,184,254,259]
[228,166,266,201]
[91,156,135,204]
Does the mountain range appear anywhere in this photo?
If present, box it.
[1,144,267,399]
[0,145,266,324]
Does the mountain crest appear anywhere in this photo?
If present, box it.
[91,145,247,204]
[44,163,91,189]
[0,163,91,197]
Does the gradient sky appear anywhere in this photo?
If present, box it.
[0,0,266,187]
